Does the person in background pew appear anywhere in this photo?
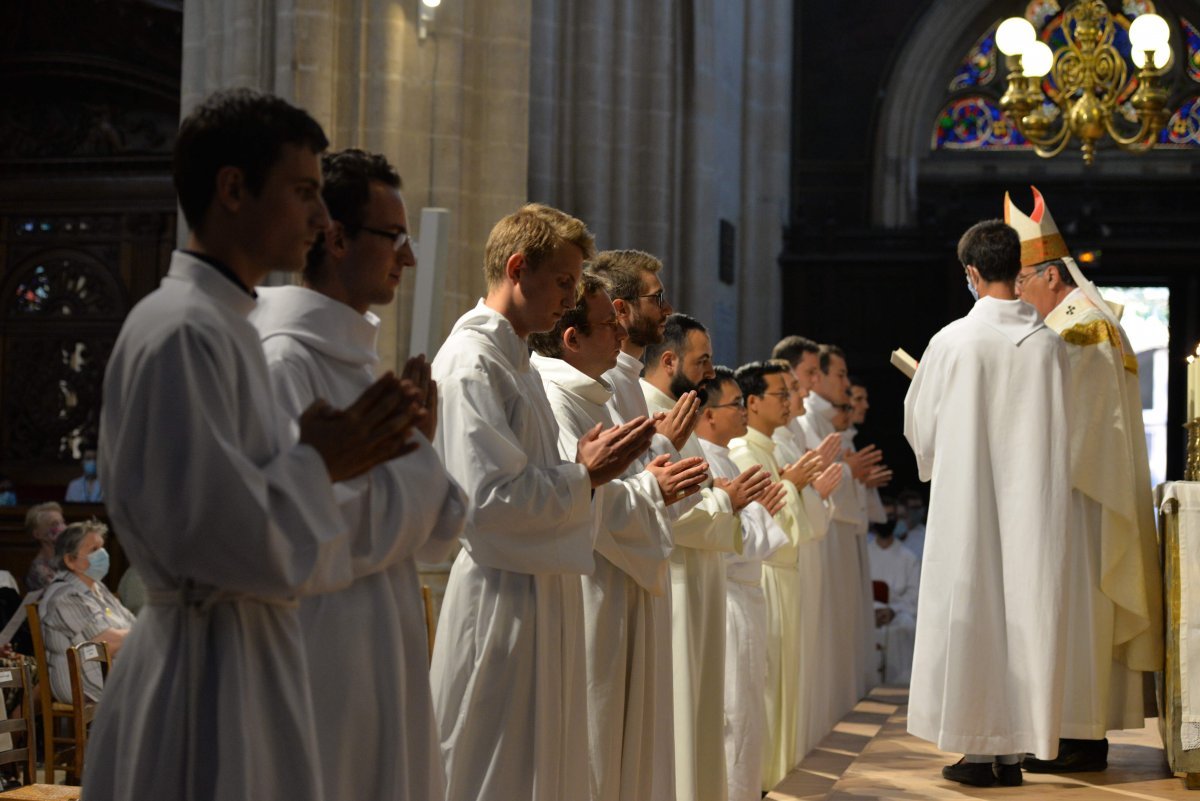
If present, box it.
[38,520,135,702]
[25,502,66,592]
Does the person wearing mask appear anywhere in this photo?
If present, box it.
[65,449,103,503]
[38,520,135,702]
[904,219,1070,787]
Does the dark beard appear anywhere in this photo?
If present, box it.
[669,371,704,403]
[625,311,662,348]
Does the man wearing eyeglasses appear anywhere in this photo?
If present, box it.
[727,360,822,787]
[694,366,789,801]
[1008,187,1162,775]
[251,148,468,801]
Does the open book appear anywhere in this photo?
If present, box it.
[890,349,918,380]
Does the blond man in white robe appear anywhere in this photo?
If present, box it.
[643,314,771,801]
[1010,187,1163,773]
[695,367,790,801]
[431,205,656,801]
[251,149,468,801]
[530,274,709,801]
[86,90,423,801]
[905,219,1070,788]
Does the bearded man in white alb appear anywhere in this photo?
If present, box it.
[530,273,709,801]
[643,314,771,801]
[430,204,656,801]
[905,218,1070,788]
[1009,187,1163,774]
[251,149,468,801]
[695,367,789,800]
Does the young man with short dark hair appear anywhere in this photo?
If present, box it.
[87,89,422,801]
[905,218,1071,787]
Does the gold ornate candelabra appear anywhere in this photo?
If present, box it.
[996,2,1172,165]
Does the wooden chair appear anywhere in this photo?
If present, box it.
[0,656,37,788]
[24,605,75,785]
[421,585,436,662]
[65,641,108,783]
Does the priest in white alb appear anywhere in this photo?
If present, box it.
[430,204,656,801]
[644,314,770,801]
[905,218,1071,788]
[85,90,423,801]
[251,149,468,801]
[530,273,709,801]
[1009,187,1163,773]
[695,367,790,801]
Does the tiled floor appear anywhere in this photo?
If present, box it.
[771,688,1193,800]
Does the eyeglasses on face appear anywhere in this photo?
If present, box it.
[634,290,668,308]
[710,396,745,409]
[359,226,416,252]
[1015,263,1051,289]
[761,390,791,401]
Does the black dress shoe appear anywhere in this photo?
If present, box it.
[1022,738,1108,773]
[942,757,996,787]
[993,761,1023,786]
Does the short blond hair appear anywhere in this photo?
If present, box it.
[589,249,663,301]
[483,203,596,288]
[25,502,62,536]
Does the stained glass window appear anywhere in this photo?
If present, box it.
[933,96,1031,149]
[1159,96,1200,145]
[1183,17,1200,83]
[933,5,1200,151]
[949,25,999,91]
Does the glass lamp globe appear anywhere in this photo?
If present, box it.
[997,17,1036,56]
[1129,14,1170,54]
[1022,41,1054,77]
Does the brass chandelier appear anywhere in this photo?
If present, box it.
[996,2,1172,164]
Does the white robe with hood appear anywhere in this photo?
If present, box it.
[532,352,676,801]
[904,296,1071,759]
[251,285,467,801]
[431,301,595,801]
[85,252,357,801]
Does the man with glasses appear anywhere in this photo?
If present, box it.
[250,148,467,801]
[727,360,822,785]
[591,250,701,458]
[905,218,1070,787]
[695,367,789,801]
[1008,188,1162,774]
[643,313,769,801]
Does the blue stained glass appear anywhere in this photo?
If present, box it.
[1158,96,1200,146]
[932,96,1033,149]
[949,25,1000,91]
[1183,18,1200,83]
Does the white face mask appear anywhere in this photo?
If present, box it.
[965,274,979,301]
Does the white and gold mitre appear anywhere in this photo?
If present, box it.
[1003,185,1070,268]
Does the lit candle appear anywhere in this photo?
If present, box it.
[1190,355,1196,421]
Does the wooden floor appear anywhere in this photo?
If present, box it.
[770,687,1193,800]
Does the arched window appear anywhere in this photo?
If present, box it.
[931,1,1200,151]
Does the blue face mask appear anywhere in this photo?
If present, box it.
[84,547,110,582]
[965,274,979,301]
[82,459,97,478]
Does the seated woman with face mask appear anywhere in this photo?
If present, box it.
[38,520,136,702]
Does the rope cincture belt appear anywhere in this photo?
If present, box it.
[142,581,299,801]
